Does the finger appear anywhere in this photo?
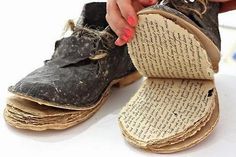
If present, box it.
[106,1,135,40]
[115,38,127,46]
[115,28,136,46]
[116,0,138,27]
[114,26,134,46]
[106,1,135,44]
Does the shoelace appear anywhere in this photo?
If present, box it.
[60,19,116,61]
[166,0,208,18]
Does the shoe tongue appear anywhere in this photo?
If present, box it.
[165,0,208,17]
[46,27,116,68]
[50,28,100,65]
[76,2,108,31]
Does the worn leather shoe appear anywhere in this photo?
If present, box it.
[4,2,141,131]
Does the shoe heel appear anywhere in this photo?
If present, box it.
[114,71,142,88]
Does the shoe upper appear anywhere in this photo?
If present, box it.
[9,2,136,109]
[153,0,221,50]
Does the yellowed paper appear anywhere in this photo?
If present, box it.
[119,79,215,144]
[128,14,214,79]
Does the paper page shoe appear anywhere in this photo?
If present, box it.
[119,0,221,153]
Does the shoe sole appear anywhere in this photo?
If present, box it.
[4,71,142,131]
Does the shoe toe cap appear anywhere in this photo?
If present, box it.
[9,65,105,109]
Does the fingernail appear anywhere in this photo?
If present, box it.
[127,16,136,26]
[121,34,129,42]
[115,38,124,46]
[124,28,132,38]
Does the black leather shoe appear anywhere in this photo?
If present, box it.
[4,2,141,131]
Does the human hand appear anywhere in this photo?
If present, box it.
[106,0,158,46]
[210,0,236,12]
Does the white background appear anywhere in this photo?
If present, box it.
[0,0,236,156]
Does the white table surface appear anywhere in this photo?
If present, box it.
[0,0,236,156]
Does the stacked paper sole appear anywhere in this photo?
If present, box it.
[119,11,220,153]
[119,79,219,153]
[4,72,141,131]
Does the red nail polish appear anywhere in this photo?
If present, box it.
[121,35,129,42]
[115,39,121,46]
[127,16,135,26]
[115,38,124,46]
[124,28,132,37]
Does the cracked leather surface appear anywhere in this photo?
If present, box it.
[9,2,136,109]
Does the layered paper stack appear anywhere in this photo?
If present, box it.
[4,89,109,131]
[119,13,220,153]
[4,66,140,131]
